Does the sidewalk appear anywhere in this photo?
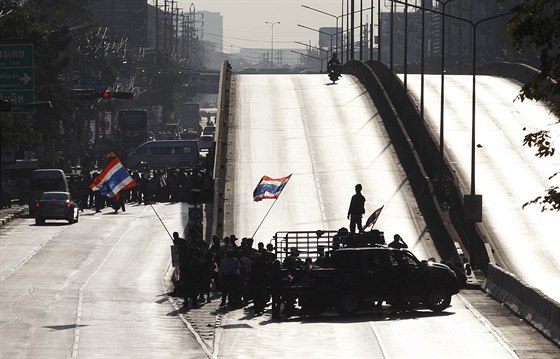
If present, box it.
[0,203,28,227]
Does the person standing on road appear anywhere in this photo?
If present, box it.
[220,249,240,307]
[172,231,189,306]
[269,260,283,320]
[347,184,366,234]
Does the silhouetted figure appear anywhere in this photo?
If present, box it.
[269,260,283,320]
[347,184,366,234]
[388,234,408,249]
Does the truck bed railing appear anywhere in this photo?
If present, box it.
[271,229,386,262]
[271,230,339,262]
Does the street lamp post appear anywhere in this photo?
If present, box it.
[301,4,374,63]
[434,0,459,169]
[290,50,328,72]
[302,5,342,58]
[298,24,363,61]
[294,41,329,56]
[393,0,512,221]
[297,24,334,59]
[265,21,280,69]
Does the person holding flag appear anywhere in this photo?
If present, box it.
[89,156,137,212]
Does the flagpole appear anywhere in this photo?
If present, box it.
[150,204,174,242]
[251,198,279,239]
[251,173,292,240]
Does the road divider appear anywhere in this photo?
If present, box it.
[484,262,559,345]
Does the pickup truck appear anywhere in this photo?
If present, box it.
[279,243,461,317]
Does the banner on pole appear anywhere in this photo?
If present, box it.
[253,174,292,202]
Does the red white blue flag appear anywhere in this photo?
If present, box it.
[253,174,292,202]
[90,157,137,198]
[363,205,384,231]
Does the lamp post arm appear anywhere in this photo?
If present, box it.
[294,41,329,54]
[290,50,328,72]
[301,4,337,19]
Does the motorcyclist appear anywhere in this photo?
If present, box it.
[327,52,341,74]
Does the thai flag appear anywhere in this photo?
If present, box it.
[90,157,137,198]
[363,205,384,231]
[253,174,292,202]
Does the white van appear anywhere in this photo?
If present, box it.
[127,140,200,170]
[28,169,69,215]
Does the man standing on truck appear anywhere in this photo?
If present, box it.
[347,184,366,234]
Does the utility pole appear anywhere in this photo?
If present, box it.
[265,21,280,68]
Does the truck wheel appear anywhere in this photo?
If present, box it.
[425,288,451,312]
[35,217,44,225]
[335,291,358,316]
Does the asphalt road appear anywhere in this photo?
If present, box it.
[401,74,560,303]
[220,73,560,358]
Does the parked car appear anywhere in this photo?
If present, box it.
[34,191,79,225]
[28,169,69,216]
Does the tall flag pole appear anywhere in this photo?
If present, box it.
[251,174,292,239]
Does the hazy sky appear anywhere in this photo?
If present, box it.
[177,0,384,52]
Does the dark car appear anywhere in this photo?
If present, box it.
[284,247,460,316]
[34,191,79,225]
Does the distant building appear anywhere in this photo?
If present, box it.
[200,11,223,53]
[377,0,537,74]
[88,0,148,48]
[318,27,343,54]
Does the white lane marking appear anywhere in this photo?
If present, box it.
[368,322,389,359]
[71,209,146,358]
[161,261,216,359]
[458,293,520,359]
[1,228,64,282]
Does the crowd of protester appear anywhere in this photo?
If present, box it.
[67,166,213,213]
[172,233,291,319]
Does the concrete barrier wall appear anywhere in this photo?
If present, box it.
[485,263,560,345]
[211,61,232,241]
[478,61,539,85]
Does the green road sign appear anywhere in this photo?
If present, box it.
[0,68,33,90]
[0,90,34,106]
[0,44,34,112]
[0,44,33,67]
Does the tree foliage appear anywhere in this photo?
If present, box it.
[0,1,91,148]
[505,0,560,211]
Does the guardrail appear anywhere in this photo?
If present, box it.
[484,263,560,345]
[211,61,232,241]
